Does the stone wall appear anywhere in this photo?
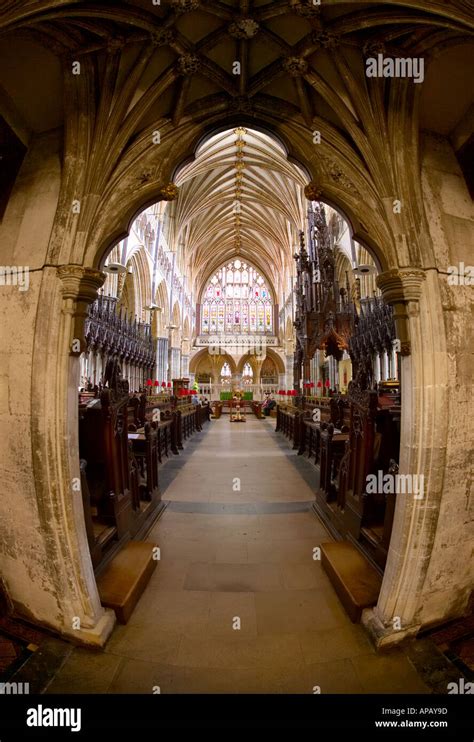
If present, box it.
[416,132,474,627]
[0,131,63,622]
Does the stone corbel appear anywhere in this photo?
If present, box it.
[58,265,105,355]
[304,181,323,201]
[376,268,425,355]
[158,183,179,201]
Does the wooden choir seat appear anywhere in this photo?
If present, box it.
[96,541,158,624]
[79,388,210,570]
[321,541,382,623]
[276,385,401,587]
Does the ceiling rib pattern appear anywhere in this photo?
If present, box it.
[174,127,307,294]
[1,1,472,277]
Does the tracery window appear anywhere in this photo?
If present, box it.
[220,362,232,382]
[201,259,273,334]
[243,362,253,378]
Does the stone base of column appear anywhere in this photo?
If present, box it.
[362,607,421,651]
[60,609,116,648]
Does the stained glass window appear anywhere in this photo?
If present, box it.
[202,303,209,332]
[221,362,232,379]
[210,302,217,332]
[217,303,225,332]
[201,260,273,335]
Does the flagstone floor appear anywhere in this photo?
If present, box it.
[46,416,431,694]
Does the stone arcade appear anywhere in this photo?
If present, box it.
[0,0,472,696]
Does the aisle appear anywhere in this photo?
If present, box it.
[47,417,428,694]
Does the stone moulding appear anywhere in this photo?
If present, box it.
[376,268,426,356]
[58,265,105,355]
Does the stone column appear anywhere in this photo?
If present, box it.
[181,354,189,377]
[30,265,116,645]
[374,354,381,383]
[363,268,434,648]
[391,344,398,380]
[285,353,293,389]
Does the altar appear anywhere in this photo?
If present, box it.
[229,391,246,423]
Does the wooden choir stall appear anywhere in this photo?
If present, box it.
[78,300,210,622]
[276,203,402,621]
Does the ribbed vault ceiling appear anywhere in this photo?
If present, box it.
[1,0,472,141]
[174,127,307,293]
[1,0,472,279]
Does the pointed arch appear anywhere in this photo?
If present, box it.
[153,280,169,338]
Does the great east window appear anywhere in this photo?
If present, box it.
[201,259,273,335]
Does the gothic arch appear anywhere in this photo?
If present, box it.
[127,249,153,321]
[153,280,169,338]
[188,348,211,376]
[182,316,191,357]
[236,353,258,376]
[29,109,445,648]
[3,0,470,647]
[265,348,286,376]
[117,271,136,319]
[170,302,181,349]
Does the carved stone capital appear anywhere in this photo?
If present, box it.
[58,265,105,301]
[58,266,105,355]
[376,268,425,304]
[376,269,425,356]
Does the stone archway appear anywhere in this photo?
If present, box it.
[30,119,443,647]
[3,1,471,648]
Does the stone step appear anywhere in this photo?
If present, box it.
[96,541,158,624]
[321,541,382,623]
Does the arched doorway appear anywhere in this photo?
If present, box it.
[3,1,469,649]
[34,114,435,646]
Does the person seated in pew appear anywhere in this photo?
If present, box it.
[262,393,276,416]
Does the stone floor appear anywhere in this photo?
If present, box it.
[45,416,430,694]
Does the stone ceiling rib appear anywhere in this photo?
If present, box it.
[172,125,306,288]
